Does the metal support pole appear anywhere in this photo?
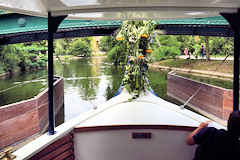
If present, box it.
[48,12,55,135]
[47,12,67,135]
[221,9,240,112]
[233,32,240,111]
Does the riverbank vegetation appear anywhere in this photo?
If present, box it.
[0,42,48,74]
[99,36,127,65]
[99,34,234,66]
[0,37,92,75]
[55,37,92,57]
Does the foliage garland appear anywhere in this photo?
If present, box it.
[116,20,155,98]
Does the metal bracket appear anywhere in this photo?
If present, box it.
[221,9,240,32]
[48,13,67,34]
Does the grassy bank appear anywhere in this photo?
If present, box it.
[152,59,233,74]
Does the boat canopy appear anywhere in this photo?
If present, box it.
[0,0,239,20]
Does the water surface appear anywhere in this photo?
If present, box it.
[0,57,233,122]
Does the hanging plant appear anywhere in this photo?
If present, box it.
[117,20,155,99]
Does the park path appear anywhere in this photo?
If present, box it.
[178,55,233,61]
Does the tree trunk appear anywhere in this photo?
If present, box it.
[205,36,210,61]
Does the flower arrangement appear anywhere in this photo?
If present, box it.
[116,37,124,41]
[116,20,155,99]
[145,49,152,53]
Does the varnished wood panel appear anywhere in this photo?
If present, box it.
[0,99,37,122]
[29,132,74,160]
[0,78,64,149]
[0,109,40,149]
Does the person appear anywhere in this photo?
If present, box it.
[186,111,240,160]
[184,48,189,57]
[200,45,205,58]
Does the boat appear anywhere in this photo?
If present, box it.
[0,0,240,160]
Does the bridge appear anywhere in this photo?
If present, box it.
[0,13,232,45]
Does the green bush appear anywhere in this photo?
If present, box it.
[209,37,233,56]
[38,59,46,68]
[99,36,117,52]
[0,45,20,73]
[152,47,165,61]
[193,44,201,59]
[107,41,127,65]
[71,39,92,57]
[151,35,180,61]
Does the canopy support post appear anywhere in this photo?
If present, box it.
[48,12,67,135]
[221,10,240,112]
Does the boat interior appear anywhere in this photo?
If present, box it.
[0,0,240,160]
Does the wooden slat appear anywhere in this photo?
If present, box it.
[0,109,40,149]
[64,155,75,160]
[52,149,74,160]
[30,132,74,160]
[40,142,73,160]
[30,134,72,159]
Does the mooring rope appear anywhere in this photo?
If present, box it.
[180,86,202,109]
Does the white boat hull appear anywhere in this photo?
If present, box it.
[13,90,225,160]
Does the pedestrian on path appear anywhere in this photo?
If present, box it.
[184,48,188,56]
[184,48,191,59]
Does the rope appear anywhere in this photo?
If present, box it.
[180,86,202,109]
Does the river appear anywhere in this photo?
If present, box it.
[0,57,233,122]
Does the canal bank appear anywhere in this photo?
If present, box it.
[167,72,234,126]
[149,63,233,80]
[0,77,64,150]
[149,61,235,125]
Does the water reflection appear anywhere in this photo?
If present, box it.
[54,57,124,121]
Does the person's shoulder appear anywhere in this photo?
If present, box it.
[216,129,231,139]
[193,127,217,144]
[218,128,227,133]
[204,127,218,133]
[215,128,228,135]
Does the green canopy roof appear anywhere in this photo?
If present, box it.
[0,13,233,45]
[0,13,121,35]
[156,16,228,25]
[0,13,229,36]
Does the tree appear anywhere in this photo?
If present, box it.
[205,36,210,61]
[209,37,233,57]
[70,39,92,57]
[99,36,118,52]
[0,45,20,73]
[151,35,181,61]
